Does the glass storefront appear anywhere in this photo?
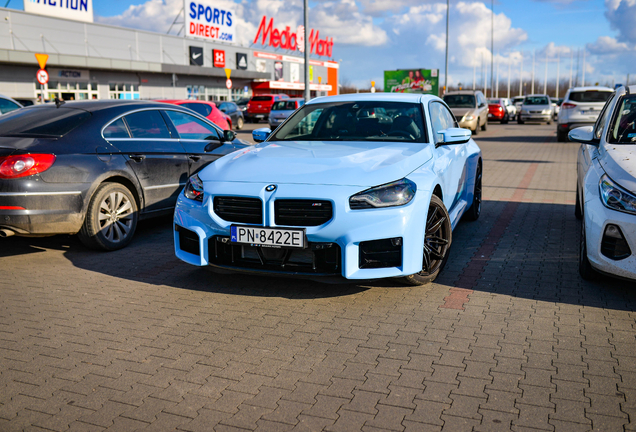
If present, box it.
[37,81,99,101]
[109,83,140,100]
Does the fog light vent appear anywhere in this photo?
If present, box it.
[601,224,631,260]
[359,238,402,269]
[176,225,200,256]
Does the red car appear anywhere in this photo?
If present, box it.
[158,100,231,130]
[487,98,510,124]
[246,94,289,123]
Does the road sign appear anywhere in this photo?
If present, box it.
[36,69,49,85]
[370,87,376,93]
[35,53,49,69]
[371,81,375,87]
[226,79,232,89]
[224,68,231,79]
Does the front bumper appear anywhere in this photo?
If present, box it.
[519,113,551,122]
[173,182,431,281]
[584,191,636,281]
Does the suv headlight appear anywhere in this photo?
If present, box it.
[600,175,636,215]
[463,115,475,121]
[184,174,204,202]
[349,179,416,209]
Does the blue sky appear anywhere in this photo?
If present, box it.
[6,0,632,90]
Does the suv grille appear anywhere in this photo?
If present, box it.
[275,200,333,227]
[213,197,262,224]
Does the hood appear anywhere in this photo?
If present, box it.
[600,144,636,192]
[199,140,433,187]
[449,108,474,118]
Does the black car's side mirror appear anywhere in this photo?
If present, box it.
[222,130,236,142]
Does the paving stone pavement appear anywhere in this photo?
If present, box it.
[1,123,636,431]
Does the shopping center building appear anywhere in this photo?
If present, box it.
[0,1,338,103]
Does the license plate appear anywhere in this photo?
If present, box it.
[256,114,264,118]
[488,113,493,117]
[230,225,305,248]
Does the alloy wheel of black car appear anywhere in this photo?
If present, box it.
[79,183,138,251]
[464,162,482,221]
[403,195,452,286]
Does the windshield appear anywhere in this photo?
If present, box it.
[0,106,91,137]
[524,96,550,105]
[270,101,427,143]
[251,96,273,102]
[569,91,613,103]
[272,101,298,111]
[609,95,636,144]
[443,95,475,108]
[513,97,524,104]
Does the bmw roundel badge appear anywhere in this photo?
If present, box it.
[265,184,277,192]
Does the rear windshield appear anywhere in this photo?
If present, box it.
[251,96,273,102]
[488,99,501,105]
[569,91,613,103]
[0,106,91,137]
[524,96,550,105]
[443,95,475,108]
[272,101,298,111]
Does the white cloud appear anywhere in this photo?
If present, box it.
[587,35,632,54]
[605,0,636,43]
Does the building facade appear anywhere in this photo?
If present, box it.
[0,7,338,103]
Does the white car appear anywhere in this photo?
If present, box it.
[0,94,22,115]
[572,85,636,281]
[174,93,483,285]
[558,86,614,142]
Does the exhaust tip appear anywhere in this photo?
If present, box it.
[0,229,15,238]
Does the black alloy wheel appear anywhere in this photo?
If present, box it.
[79,182,138,251]
[403,195,453,286]
[464,161,482,221]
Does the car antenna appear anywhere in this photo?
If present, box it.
[626,85,630,95]
[54,97,65,108]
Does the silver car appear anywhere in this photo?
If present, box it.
[268,98,305,130]
[518,94,553,124]
[557,86,614,142]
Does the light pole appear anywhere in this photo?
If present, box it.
[303,0,310,102]
[490,0,494,97]
[444,0,449,95]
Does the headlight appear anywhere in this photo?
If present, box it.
[184,174,204,202]
[463,115,475,121]
[542,109,552,115]
[599,175,636,215]
[349,178,416,209]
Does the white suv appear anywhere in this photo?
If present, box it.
[557,86,614,141]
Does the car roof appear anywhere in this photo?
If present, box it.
[307,93,438,105]
[525,94,550,97]
[157,99,213,105]
[21,100,192,114]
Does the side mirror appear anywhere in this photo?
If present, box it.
[222,130,236,142]
[438,128,471,145]
[568,126,598,145]
[252,128,272,143]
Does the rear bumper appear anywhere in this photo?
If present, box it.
[557,122,595,132]
[458,119,478,130]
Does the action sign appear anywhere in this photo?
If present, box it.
[185,0,235,43]
[36,69,49,85]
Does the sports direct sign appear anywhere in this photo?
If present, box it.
[185,0,235,43]
[253,16,333,57]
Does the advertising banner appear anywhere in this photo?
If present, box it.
[236,53,247,70]
[184,0,235,43]
[384,69,439,94]
[274,61,283,81]
[24,0,93,23]
[189,46,203,66]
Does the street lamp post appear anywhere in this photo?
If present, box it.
[444,0,449,95]
[303,0,310,102]
[490,0,494,97]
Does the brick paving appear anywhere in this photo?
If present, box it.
[1,123,636,431]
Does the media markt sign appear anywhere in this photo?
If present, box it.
[185,0,235,43]
[24,0,94,23]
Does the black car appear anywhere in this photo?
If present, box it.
[215,101,244,130]
[0,100,249,250]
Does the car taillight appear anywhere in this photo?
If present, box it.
[498,106,503,111]
[247,103,251,109]
[562,102,577,109]
[0,154,56,179]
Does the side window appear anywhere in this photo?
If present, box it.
[0,99,21,114]
[593,94,615,140]
[218,103,229,112]
[103,118,130,138]
[439,104,458,129]
[164,110,221,140]
[182,103,212,117]
[428,102,445,145]
[124,110,171,139]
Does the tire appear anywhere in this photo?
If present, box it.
[481,118,487,131]
[402,195,453,286]
[78,183,138,251]
[236,116,244,130]
[575,182,583,220]
[547,120,551,125]
[472,120,479,136]
[557,128,567,142]
[464,161,482,221]
[579,219,596,280]
[502,113,508,124]
[517,118,525,124]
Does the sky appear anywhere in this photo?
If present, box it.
[5,0,635,90]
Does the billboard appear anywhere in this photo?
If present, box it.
[384,69,439,94]
[24,0,93,23]
[185,0,235,43]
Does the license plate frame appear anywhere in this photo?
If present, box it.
[230,225,306,249]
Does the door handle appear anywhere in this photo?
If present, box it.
[189,155,202,162]
[129,154,145,162]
